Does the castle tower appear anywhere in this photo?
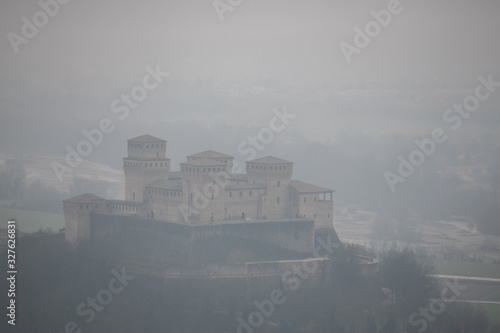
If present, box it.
[246,156,293,220]
[123,135,170,203]
[180,151,233,224]
[63,194,106,244]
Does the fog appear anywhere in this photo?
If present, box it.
[1,1,500,332]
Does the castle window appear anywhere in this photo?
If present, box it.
[249,191,252,196]
[328,213,330,218]
[211,193,214,199]
[276,196,280,204]
[86,204,89,209]
[203,168,206,172]
[315,197,317,202]
[157,152,159,157]
[279,166,282,170]
[146,144,149,148]
[277,180,280,187]
[304,197,306,203]
[229,192,232,198]
[155,163,158,167]
[239,191,242,197]
[218,167,221,172]
[160,163,163,167]
[150,163,152,167]
[197,168,199,173]
[314,213,316,219]
[145,164,148,168]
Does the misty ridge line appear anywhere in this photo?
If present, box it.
[384,74,500,193]
[51,64,170,183]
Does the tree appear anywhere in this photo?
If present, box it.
[380,248,437,312]
[0,158,25,201]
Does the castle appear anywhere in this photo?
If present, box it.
[63,134,335,245]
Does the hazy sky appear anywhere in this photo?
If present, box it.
[1,0,499,177]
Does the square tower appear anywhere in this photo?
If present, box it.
[246,156,293,220]
[123,134,170,202]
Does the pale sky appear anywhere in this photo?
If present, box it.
[1,0,499,172]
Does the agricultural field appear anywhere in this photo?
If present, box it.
[0,208,64,233]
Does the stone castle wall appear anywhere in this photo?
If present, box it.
[90,213,315,265]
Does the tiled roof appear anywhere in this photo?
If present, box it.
[108,200,143,207]
[63,193,105,203]
[168,171,182,179]
[248,156,293,165]
[181,158,228,166]
[230,173,248,182]
[128,134,165,143]
[188,150,233,159]
[290,180,333,193]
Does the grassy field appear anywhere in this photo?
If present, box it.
[434,259,500,279]
[485,291,500,302]
[480,303,500,326]
[0,208,64,233]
